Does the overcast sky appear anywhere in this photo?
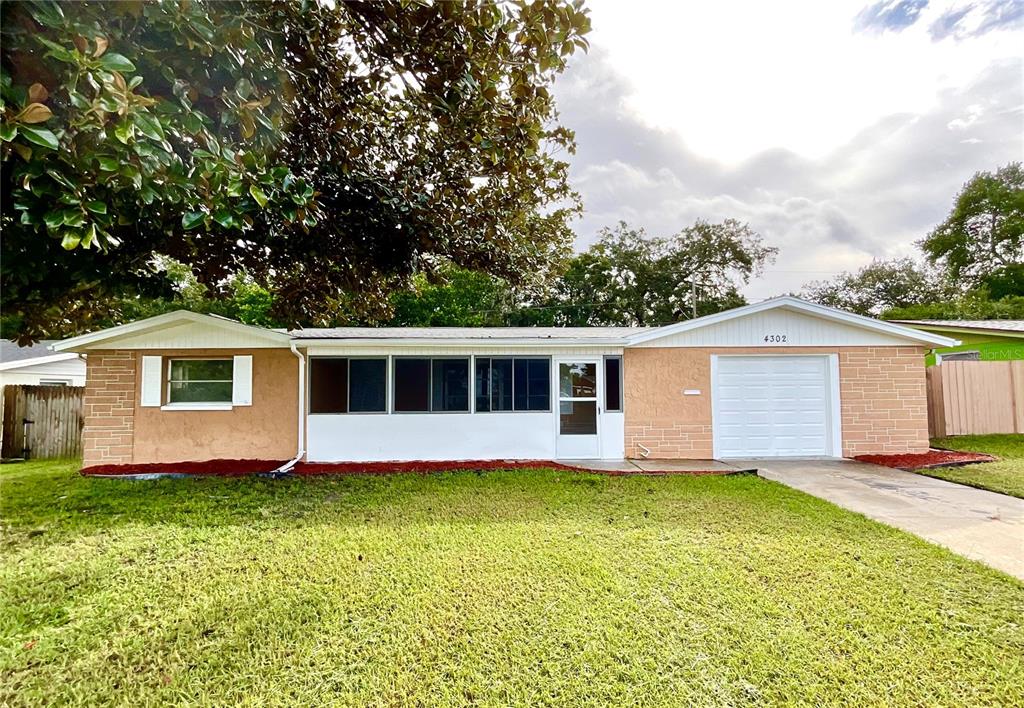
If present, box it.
[554,0,1024,299]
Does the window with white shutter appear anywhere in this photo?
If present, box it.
[140,355,163,407]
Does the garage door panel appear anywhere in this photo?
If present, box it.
[714,356,834,457]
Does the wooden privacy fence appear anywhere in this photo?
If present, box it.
[926,360,1024,437]
[1,385,84,459]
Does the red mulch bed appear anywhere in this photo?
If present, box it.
[81,459,583,477]
[855,449,996,471]
[79,458,735,477]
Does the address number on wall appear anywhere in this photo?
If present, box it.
[763,334,788,343]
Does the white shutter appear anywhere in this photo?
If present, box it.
[232,355,253,406]
[140,356,162,407]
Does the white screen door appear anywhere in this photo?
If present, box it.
[556,359,600,458]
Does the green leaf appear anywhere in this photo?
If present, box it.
[85,201,107,214]
[213,210,236,228]
[44,211,64,230]
[81,224,98,249]
[19,125,59,150]
[62,209,86,227]
[182,211,205,230]
[249,184,269,208]
[0,123,16,142]
[97,53,136,72]
[61,232,82,250]
[133,112,165,141]
[114,120,133,144]
[97,156,119,171]
[235,78,254,99]
[35,37,75,63]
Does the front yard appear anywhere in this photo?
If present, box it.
[926,434,1024,498]
[2,460,1022,705]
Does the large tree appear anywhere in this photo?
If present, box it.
[1,0,591,342]
[542,220,776,326]
[921,161,1024,287]
[801,258,953,317]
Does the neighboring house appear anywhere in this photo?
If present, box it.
[52,297,957,469]
[888,320,1024,365]
[0,340,85,387]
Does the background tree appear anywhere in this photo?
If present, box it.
[1,0,591,342]
[802,162,1023,319]
[921,161,1024,287]
[540,220,776,326]
[388,264,519,327]
[801,258,952,317]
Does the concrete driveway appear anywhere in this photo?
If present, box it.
[747,458,1024,581]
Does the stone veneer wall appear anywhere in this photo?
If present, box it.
[623,346,928,459]
[81,350,136,467]
[837,346,929,457]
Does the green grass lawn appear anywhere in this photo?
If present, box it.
[2,461,1022,706]
[926,434,1024,498]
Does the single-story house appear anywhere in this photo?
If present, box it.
[888,319,1024,365]
[0,340,86,388]
[52,296,958,470]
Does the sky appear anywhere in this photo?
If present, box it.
[554,0,1024,299]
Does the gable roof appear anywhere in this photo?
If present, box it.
[51,311,292,352]
[47,297,959,351]
[626,296,959,347]
[0,340,81,371]
[889,319,1024,338]
[1,340,61,363]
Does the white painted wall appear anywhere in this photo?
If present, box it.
[632,308,924,348]
[305,347,626,461]
[0,358,86,387]
[308,412,555,461]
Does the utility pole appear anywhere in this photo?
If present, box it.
[690,279,697,318]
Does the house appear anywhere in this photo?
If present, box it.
[887,319,1024,365]
[51,297,958,470]
[0,340,86,388]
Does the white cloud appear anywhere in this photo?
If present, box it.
[557,26,1019,301]
[578,0,1022,162]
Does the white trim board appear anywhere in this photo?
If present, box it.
[52,311,290,352]
[628,296,958,348]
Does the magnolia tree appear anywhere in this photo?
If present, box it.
[1,0,591,341]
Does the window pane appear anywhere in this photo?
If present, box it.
[559,362,596,398]
[491,358,513,411]
[168,381,233,403]
[170,359,232,382]
[395,359,430,412]
[349,359,386,412]
[432,359,469,412]
[513,358,549,411]
[475,358,490,412]
[513,359,528,410]
[514,358,550,411]
[309,358,348,414]
[605,357,622,412]
[560,400,596,435]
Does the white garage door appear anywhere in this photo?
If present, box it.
[713,355,835,457]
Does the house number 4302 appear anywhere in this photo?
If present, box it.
[764,334,787,343]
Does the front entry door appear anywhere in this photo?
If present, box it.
[556,359,600,458]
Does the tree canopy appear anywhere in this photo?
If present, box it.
[921,161,1024,287]
[801,258,953,317]
[803,162,1023,319]
[1,0,591,342]
[537,220,776,326]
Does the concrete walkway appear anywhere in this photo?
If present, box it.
[561,459,746,474]
[748,458,1024,580]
